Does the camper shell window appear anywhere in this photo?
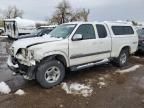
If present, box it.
[112,26,134,35]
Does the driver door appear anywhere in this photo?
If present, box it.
[69,24,98,66]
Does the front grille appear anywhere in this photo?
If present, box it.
[18,63,28,72]
[11,56,28,73]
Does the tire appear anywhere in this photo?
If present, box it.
[112,49,129,67]
[36,60,65,88]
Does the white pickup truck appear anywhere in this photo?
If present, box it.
[7,21,138,88]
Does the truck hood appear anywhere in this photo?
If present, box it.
[12,36,63,53]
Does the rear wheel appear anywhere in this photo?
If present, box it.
[36,60,65,88]
[111,49,129,67]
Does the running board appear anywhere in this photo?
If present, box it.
[70,59,109,71]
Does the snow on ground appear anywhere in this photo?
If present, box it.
[133,56,141,59]
[116,65,141,74]
[15,89,25,96]
[12,72,16,75]
[132,56,144,60]
[97,82,106,88]
[61,82,93,97]
[0,82,11,94]
[98,77,105,81]
[97,77,107,88]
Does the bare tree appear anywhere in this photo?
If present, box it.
[49,0,90,24]
[69,9,90,22]
[78,9,90,22]
[50,0,71,24]
[50,14,61,24]
[3,5,24,19]
[69,10,81,22]
[56,0,71,24]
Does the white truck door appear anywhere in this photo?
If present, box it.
[95,24,111,58]
[69,24,111,66]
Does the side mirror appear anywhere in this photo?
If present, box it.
[72,34,83,41]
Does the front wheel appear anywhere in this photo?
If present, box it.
[36,60,65,88]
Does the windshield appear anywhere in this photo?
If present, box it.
[48,24,76,39]
[137,29,144,37]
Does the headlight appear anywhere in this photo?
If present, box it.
[20,48,28,58]
[28,50,34,59]
[20,48,34,59]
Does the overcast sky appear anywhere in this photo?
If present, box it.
[0,0,144,21]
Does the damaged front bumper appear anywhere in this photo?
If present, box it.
[7,56,19,72]
[7,56,36,80]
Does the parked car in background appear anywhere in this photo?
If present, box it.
[17,25,57,39]
[7,21,138,88]
[136,28,144,52]
[38,25,57,29]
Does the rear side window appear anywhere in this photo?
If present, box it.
[96,24,107,38]
[112,26,134,35]
[75,24,95,40]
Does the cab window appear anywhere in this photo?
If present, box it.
[74,24,95,40]
[96,24,107,38]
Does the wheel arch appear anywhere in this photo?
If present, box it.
[39,51,69,67]
[120,45,131,55]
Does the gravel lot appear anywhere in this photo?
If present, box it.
[0,36,144,108]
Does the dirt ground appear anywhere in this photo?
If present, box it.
[0,37,144,108]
